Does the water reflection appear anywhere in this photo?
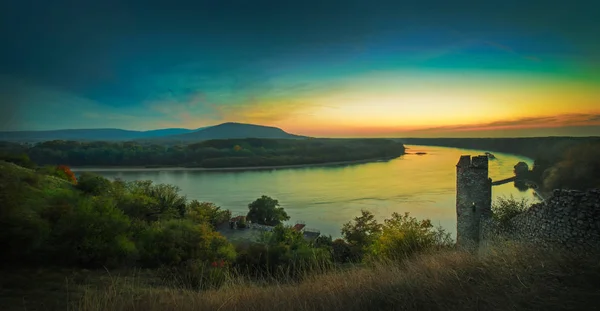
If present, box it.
[75,145,540,239]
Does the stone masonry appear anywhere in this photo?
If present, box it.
[456,155,492,250]
[456,155,600,253]
[481,189,600,253]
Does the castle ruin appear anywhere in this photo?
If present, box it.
[456,155,492,250]
[456,155,600,253]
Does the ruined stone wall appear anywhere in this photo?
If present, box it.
[480,189,600,253]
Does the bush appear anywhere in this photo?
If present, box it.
[0,153,36,169]
[372,212,453,261]
[492,195,530,228]
[37,165,77,184]
[341,210,382,261]
[138,219,236,267]
[332,238,354,263]
[186,200,231,228]
[127,181,187,220]
[76,172,113,195]
[45,195,137,267]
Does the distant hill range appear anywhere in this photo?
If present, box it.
[157,122,307,142]
[0,122,307,143]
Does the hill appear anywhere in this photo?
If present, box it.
[155,122,307,142]
[0,123,305,143]
[0,128,204,143]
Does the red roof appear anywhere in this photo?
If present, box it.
[292,223,306,231]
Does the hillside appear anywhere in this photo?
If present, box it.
[1,160,599,311]
[156,122,307,142]
[0,128,203,142]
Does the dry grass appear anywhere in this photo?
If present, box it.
[2,241,598,311]
[70,242,600,311]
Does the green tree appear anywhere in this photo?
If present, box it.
[46,196,137,267]
[492,195,530,228]
[127,180,187,221]
[341,210,382,259]
[262,224,305,248]
[138,219,235,267]
[246,195,290,226]
[186,200,231,228]
[76,172,112,195]
[372,212,452,260]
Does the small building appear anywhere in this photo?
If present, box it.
[292,223,306,232]
[292,221,306,232]
[303,228,321,240]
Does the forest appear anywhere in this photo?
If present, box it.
[0,138,406,168]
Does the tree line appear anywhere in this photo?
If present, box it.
[0,138,406,168]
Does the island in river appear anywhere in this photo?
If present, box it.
[0,138,406,169]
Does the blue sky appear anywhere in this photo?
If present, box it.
[1,0,599,137]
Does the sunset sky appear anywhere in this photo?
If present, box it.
[1,0,599,137]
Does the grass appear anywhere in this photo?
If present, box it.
[3,241,599,311]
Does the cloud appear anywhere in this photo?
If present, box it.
[410,113,600,134]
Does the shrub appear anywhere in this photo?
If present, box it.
[332,238,354,263]
[0,153,36,169]
[127,181,187,220]
[37,165,77,184]
[372,212,453,261]
[46,196,137,267]
[341,210,382,261]
[186,200,232,228]
[76,172,112,195]
[138,219,236,268]
[492,195,530,228]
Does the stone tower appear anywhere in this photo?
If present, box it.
[456,155,492,250]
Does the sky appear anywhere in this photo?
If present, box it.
[1,0,599,137]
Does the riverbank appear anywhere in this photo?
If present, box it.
[70,156,400,172]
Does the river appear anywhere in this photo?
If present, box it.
[72,145,539,239]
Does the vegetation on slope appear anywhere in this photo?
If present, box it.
[76,243,600,311]
[1,160,599,310]
[0,159,456,310]
[0,138,406,168]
